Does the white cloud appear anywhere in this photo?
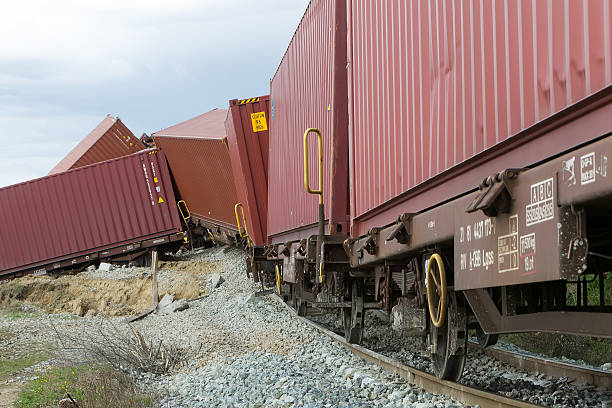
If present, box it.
[0,0,309,187]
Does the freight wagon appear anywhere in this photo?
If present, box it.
[153,109,242,246]
[0,150,185,280]
[49,115,144,175]
[259,0,612,381]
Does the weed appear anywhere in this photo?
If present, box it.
[15,364,159,408]
[0,352,46,381]
[501,332,612,367]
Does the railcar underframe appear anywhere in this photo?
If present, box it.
[259,133,612,381]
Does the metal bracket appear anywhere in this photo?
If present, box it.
[466,169,522,217]
[385,213,413,244]
[358,228,379,256]
[297,239,307,256]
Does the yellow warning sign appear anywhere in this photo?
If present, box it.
[158,196,164,204]
[251,112,267,132]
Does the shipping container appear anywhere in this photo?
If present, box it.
[152,109,240,243]
[225,96,270,247]
[347,0,612,235]
[0,150,183,279]
[268,0,349,243]
[49,115,144,175]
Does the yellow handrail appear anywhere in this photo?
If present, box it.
[303,128,323,204]
[177,200,191,222]
[234,202,250,239]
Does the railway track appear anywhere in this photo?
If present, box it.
[273,295,542,408]
[467,342,611,390]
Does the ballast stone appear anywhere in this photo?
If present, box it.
[98,262,113,272]
[209,273,225,289]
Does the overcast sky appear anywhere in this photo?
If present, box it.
[0,0,309,188]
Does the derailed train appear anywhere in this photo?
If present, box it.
[1,0,612,383]
[238,0,612,381]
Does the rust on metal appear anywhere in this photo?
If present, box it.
[49,115,143,175]
[274,295,539,408]
[468,343,612,390]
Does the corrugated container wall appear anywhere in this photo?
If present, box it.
[269,0,348,241]
[348,0,612,234]
[49,115,143,175]
[225,96,270,246]
[0,150,182,276]
[153,109,239,230]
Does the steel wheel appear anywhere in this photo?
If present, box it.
[476,327,499,348]
[430,291,467,381]
[343,279,365,344]
[426,253,447,328]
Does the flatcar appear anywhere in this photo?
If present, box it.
[248,0,612,381]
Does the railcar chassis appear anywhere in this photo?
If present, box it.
[258,133,612,381]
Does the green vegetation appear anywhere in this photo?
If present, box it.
[566,272,612,307]
[0,353,46,381]
[501,333,612,367]
[16,364,159,408]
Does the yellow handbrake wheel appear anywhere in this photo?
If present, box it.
[426,253,447,328]
[275,265,282,294]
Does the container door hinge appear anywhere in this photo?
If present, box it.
[466,169,523,217]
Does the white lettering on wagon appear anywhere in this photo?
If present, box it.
[581,153,596,185]
[457,217,496,272]
[142,163,155,205]
[525,178,554,226]
[519,233,536,276]
[498,215,519,273]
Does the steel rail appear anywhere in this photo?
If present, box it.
[272,295,541,408]
[468,342,611,390]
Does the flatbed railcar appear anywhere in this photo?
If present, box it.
[0,149,185,280]
[251,0,612,381]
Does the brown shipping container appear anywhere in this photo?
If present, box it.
[0,150,183,278]
[268,0,349,242]
[153,109,239,233]
[348,0,612,235]
[225,96,270,246]
[49,115,144,175]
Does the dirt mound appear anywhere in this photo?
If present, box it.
[0,260,218,317]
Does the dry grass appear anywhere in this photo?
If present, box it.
[16,364,160,408]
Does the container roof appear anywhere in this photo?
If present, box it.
[152,108,228,140]
[49,115,123,175]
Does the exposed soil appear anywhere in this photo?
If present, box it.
[0,259,219,317]
[0,384,20,408]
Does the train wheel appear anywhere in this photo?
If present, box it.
[430,291,467,381]
[476,327,499,348]
[343,279,365,344]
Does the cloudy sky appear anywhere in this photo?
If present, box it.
[0,0,309,188]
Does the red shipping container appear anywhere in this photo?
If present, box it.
[153,109,239,237]
[348,0,612,235]
[0,150,183,278]
[49,115,144,175]
[268,0,349,242]
[225,96,270,246]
